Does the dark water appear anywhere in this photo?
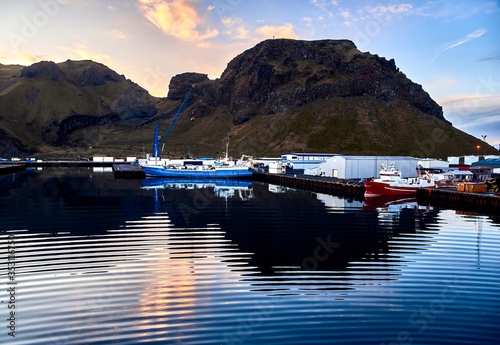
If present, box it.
[1,169,499,345]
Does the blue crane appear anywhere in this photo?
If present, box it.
[153,84,195,159]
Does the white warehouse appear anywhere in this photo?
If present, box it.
[305,156,420,179]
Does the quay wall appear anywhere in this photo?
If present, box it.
[253,172,365,201]
[417,188,500,215]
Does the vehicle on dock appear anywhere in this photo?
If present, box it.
[363,162,434,197]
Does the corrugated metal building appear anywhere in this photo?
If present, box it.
[305,156,419,179]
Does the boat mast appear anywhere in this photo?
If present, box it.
[225,136,231,161]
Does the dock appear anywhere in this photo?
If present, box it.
[0,164,26,176]
[254,172,500,215]
[253,172,365,200]
[1,160,117,168]
[112,164,146,179]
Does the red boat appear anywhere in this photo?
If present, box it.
[363,162,434,197]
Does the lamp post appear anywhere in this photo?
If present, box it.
[476,145,480,160]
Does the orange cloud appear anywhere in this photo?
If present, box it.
[256,23,299,40]
[108,29,126,39]
[138,0,218,41]
[0,52,54,65]
[57,43,114,64]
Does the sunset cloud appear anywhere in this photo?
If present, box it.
[438,94,500,139]
[108,29,126,39]
[0,52,54,65]
[256,23,299,40]
[57,43,115,66]
[137,0,218,41]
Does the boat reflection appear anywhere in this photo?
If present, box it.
[363,195,434,228]
[362,195,419,211]
[141,178,254,200]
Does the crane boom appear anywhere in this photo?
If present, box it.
[157,84,195,159]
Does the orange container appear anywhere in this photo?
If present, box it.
[464,183,487,193]
[456,183,465,192]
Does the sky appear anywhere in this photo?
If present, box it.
[1,0,499,147]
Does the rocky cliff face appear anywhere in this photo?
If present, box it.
[167,39,444,126]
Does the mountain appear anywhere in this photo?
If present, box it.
[0,39,497,159]
[0,60,159,157]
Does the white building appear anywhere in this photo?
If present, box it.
[305,156,419,179]
[280,153,339,170]
[418,158,449,169]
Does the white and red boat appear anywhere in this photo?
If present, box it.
[363,162,434,197]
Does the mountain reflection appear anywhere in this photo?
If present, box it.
[0,170,442,278]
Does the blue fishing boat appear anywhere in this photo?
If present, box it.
[140,164,253,179]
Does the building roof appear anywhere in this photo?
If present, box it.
[340,155,417,160]
[280,153,339,157]
[471,158,500,168]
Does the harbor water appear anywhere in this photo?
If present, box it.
[1,169,499,345]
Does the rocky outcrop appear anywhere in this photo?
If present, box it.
[21,60,127,86]
[205,39,444,124]
[167,72,210,100]
[21,61,62,81]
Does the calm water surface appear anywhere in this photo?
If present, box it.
[1,169,499,345]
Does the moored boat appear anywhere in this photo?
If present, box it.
[140,163,253,178]
[363,162,434,197]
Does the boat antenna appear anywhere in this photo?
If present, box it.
[226,135,231,160]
